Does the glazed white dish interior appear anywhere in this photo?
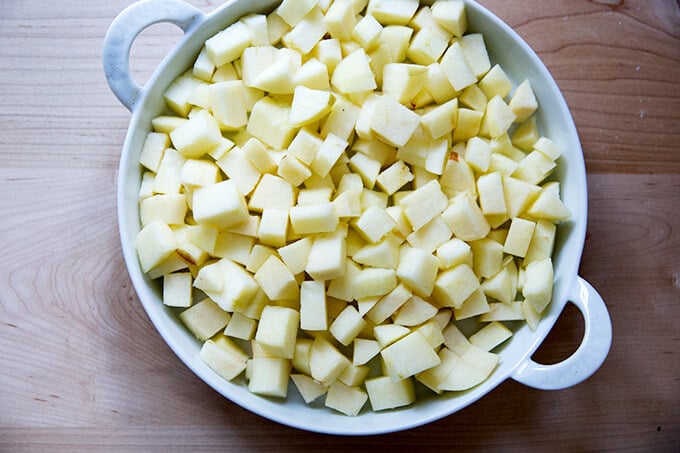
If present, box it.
[104,0,612,435]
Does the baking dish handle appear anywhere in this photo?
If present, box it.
[511,276,612,390]
[103,0,205,112]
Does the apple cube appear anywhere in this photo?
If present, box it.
[290,374,326,404]
[365,283,412,324]
[392,295,438,326]
[327,258,362,301]
[373,324,410,348]
[299,280,327,331]
[464,136,492,173]
[162,272,192,308]
[381,331,441,381]
[524,219,557,263]
[164,73,203,117]
[192,180,249,230]
[310,335,351,386]
[294,58,330,90]
[180,158,220,188]
[452,287,489,320]
[193,258,259,312]
[290,202,339,236]
[139,194,187,227]
[255,305,299,359]
[321,95,361,142]
[224,312,257,340]
[352,338,381,366]
[352,234,400,269]
[432,263,480,308]
[482,95,517,138]
[365,375,415,411]
[440,41,476,91]
[458,33,491,78]
[459,83,487,112]
[407,26,449,65]
[526,187,572,222]
[247,96,298,149]
[452,108,484,142]
[396,246,439,297]
[435,346,498,392]
[249,174,296,212]
[199,339,247,381]
[512,115,540,151]
[479,301,525,322]
[330,305,366,346]
[431,0,467,37]
[139,132,169,172]
[469,237,503,279]
[247,357,291,398]
[481,268,514,304]
[287,128,322,166]
[350,205,395,244]
[398,180,448,232]
[179,298,231,341]
[254,256,299,301]
[405,214,453,253]
[352,14,383,51]
[324,0,356,40]
[367,0,419,26]
[477,172,507,216]
[370,95,421,147]
[331,48,377,94]
[421,98,458,139]
[509,79,539,122]
[441,192,491,242]
[325,381,368,416]
[209,80,247,129]
[311,133,348,178]
[136,222,178,273]
[522,258,554,313]
[216,147,261,197]
[306,233,347,280]
[374,160,413,196]
[503,218,537,258]
[205,21,251,66]
[382,63,428,105]
[479,64,513,99]
[256,208,288,248]
[353,267,397,300]
[282,7,327,55]
[440,155,477,198]
[470,321,513,352]
[436,238,473,269]
[277,0,318,26]
[169,112,222,159]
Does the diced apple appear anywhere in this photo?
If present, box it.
[331,48,377,94]
[432,263,480,308]
[282,7,327,55]
[136,222,178,273]
[306,233,347,280]
[453,288,490,320]
[479,64,513,99]
[469,321,513,352]
[479,301,525,322]
[353,267,397,300]
[458,33,491,78]
[522,258,554,313]
[325,381,368,416]
[330,305,366,346]
[370,95,421,147]
[477,172,507,216]
[257,208,289,247]
[255,305,299,359]
[482,95,517,138]
[431,0,467,37]
[247,357,291,398]
[382,63,428,105]
[224,312,257,340]
[311,133,348,178]
[509,79,538,122]
[441,192,491,242]
[367,0,419,26]
[199,339,247,381]
[247,96,299,149]
[526,187,572,222]
[310,335,351,386]
[249,174,296,212]
[381,331,441,382]
[365,375,415,411]
[169,112,222,159]
[179,298,231,341]
[440,41,476,92]
[352,14,383,52]
[205,21,251,67]
[503,217,537,258]
[396,246,440,297]
[192,180,249,230]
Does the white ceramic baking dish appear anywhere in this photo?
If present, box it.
[103,0,612,435]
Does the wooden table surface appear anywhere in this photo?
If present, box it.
[1,0,679,450]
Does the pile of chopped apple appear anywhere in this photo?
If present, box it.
[135,0,572,416]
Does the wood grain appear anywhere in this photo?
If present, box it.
[1,0,679,450]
